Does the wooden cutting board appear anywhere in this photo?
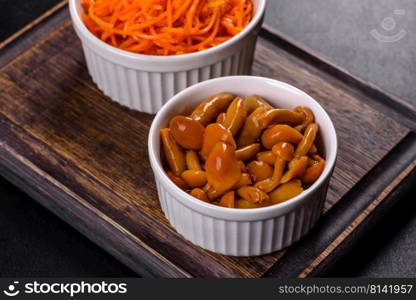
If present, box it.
[1,1,415,277]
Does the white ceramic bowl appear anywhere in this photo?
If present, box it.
[69,0,266,114]
[149,76,338,256]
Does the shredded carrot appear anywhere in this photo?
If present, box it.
[81,0,253,55]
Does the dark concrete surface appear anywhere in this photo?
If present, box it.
[0,177,135,277]
[265,0,416,277]
[0,0,415,277]
[265,0,416,106]
[325,188,416,277]
[0,0,62,41]
[0,0,135,277]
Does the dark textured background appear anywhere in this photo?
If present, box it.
[1,0,415,277]
[265,0,416,106]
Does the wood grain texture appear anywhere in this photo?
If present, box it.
[299,159,416,278]
[260,26,416,130]
[252,37,408,210]
[0,0,68,51]
[0,120,190,278]
[265,134,416,277]
[0,7,412,277]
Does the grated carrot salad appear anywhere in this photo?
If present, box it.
[81,0,253,55]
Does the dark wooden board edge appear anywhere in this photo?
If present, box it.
[3,0,415,132]
[0,0,68,50]
[260,25,416,130]
[1,1,415,278]
[0,115,191,278]
[0,0,69,70]
[305,160,416,277]
[264,133,416,277]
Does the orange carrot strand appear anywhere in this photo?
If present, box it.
[82,0,254,55]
